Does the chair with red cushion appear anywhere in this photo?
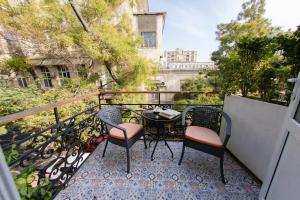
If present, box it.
[98,106,147,173]
[178,106,231,183]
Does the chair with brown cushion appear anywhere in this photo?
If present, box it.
[98,106,147,173]
[178,106,232,183]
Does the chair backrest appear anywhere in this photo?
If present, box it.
[191,106,221,133]
[98,106,122,131]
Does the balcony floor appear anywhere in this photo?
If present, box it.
[55,141,261,200]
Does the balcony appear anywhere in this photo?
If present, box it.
[55,141,261,199]
[1,91,278,200]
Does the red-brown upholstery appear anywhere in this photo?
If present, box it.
[185,126,223,148]
[110,123,143,140]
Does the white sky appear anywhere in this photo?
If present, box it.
[265,0,300,31]
[149,0,300,61]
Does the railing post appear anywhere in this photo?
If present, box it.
[158,92,161,105]
[53,107,59,124]
[98,93,101,109]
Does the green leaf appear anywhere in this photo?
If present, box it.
[0,126,7,135]
[15,178,27,187]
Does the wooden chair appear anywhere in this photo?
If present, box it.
[178,106,232,183]
[98,106,147,173]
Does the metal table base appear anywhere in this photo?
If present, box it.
[150,127,173,161]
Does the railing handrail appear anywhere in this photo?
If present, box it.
[0,90,218,125]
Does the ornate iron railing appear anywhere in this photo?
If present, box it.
[0,91,222,199]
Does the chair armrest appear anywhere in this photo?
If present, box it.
[181,106,194,129]
[219,111,232,146]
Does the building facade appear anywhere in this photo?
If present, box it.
[0,0,166,88]
[162,61,215,70]
[134,12,166,62]
[164,48,197,63]
[151,49,215,103]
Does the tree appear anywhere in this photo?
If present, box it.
[211,0,281,97]
[277,27,300,79]
[0,0,156,88]
[173,71,223,109]
[212,0,277,58]
[237,36,280,96]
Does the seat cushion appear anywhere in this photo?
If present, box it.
[185,126,223,148]
[110,123,143,140]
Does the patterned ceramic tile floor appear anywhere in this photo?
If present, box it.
[55,141,261,200]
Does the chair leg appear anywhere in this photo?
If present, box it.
[178,143,185,165]
[102,139,109,157]
[126,146,130,173]
[220,155,226,184]
[143,132,147,149]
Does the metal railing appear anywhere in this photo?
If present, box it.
[0,90,222,198]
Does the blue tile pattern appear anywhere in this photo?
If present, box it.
[55,141,261,200]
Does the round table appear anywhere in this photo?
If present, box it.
[142,111,181,161]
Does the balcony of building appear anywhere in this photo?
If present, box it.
[0,90,291,200]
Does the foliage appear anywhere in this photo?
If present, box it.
[0,82,98,131]
[174,71,223,110]
[174,94,222,111]
[14,166,52,200]
[276,27,300,100]
[233,36,280,97]
[0,86,40,116]
[4,144,19,163]
[0,125,8,135]
[0,0,157,88]
[212,0,278,97]
[277,27,300,78]
[180,75,212,92]
[212,0,277,59]
[2,56,32,74]
[256,55,290,102]
[211,0,294,103]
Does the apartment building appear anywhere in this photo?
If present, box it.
[162,61,215,70]
[164,48,197,63]
[152,49,215,102]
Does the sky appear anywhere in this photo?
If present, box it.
[149,0,300,61]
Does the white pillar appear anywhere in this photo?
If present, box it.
[0,147,20,200]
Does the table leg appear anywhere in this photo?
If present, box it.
[151,133,160,161]
[162,129,174,159]
[150,126,174,160]
[149,136,156,148]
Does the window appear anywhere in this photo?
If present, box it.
[17,77,28,87]
[57,66,70,78]
[40,66,53,88]
[141,32,156,48]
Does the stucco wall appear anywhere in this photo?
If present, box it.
[223,95,287,180]
[154,69,199,102]
[137,14,164,61]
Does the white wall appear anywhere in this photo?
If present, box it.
[223,95,287,181]
[153,69,199,102]
[137,14,165,62]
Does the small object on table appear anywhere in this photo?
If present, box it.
[152,106,181,119]
[142,110,181,161]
